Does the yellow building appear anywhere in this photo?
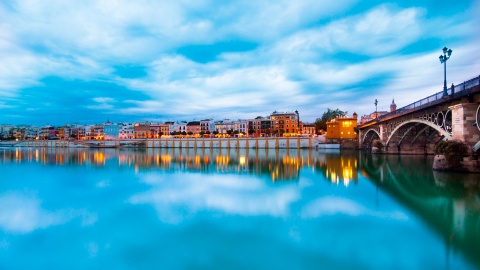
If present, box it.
[326,113,358,139]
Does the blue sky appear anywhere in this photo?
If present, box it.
[0,0,479,126]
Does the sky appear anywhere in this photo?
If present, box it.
[0,0,479,126]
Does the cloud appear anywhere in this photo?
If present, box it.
[0,0,479,124]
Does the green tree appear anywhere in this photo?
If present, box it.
[187,131,193,136]
[315,108,347,132]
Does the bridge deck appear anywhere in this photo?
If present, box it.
[359,75,480,128]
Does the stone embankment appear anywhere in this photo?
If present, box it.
[2,137,318,149]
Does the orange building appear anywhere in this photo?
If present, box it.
[270,110,300,136]
[326,113,358,139]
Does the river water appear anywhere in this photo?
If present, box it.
[0,147,479,269]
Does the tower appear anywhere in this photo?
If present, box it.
[390,99,397,112]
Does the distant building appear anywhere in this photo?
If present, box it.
[248,116,273,136]
[119,123,134,139]
[214,119,235,135]
[104,120,119,140]
[326,113,358,140]
[134,122,154,139]
[200,119,213,133]
[359,111,389,125]
[390,99,397,112]
[186,121,201,135]
[301,123,316,135]
[234,120,248,135]
[270,110,300,136]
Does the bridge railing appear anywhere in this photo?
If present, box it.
[360,75,480,126]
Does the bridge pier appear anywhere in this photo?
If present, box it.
[450,103,480,147]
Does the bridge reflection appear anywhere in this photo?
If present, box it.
[360,152,480,269]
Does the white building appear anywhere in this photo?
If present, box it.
[234,120,248,135]
[119,123,134,139]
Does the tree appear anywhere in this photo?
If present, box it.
[181,131,187,136]
[158,132,164,137]
[315,108,347,133]
[205,131,211,135]
[199,131,205,136]
[187,131,193,136]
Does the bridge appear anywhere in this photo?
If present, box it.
[358,75,480,154]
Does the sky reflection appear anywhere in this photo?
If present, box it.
[0,148,478,269]
[130,173,300,223]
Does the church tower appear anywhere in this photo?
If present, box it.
[390,99,397,112]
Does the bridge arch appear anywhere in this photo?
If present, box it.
[385,119,453,147]
[362,128,381,145]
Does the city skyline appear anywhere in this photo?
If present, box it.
[1,0,479,126]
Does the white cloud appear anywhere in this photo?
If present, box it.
[1,0,479,124]
[87,97,117,110]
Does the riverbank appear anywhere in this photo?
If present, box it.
[1,137,318,149]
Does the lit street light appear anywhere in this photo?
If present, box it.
[439,47,452,97]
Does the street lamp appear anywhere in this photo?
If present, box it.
[374,99,378,120]
[439,47,452,97]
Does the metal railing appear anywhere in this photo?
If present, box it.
[360,75,480,126]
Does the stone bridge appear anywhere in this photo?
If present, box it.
[358,75,480,154]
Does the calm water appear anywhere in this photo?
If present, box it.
[0,147,479,270]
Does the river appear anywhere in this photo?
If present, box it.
[0,147,479,269]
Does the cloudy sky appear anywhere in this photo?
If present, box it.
[0,0,479,126]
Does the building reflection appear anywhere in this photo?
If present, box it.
[0,148,360,184]
[315,151,359,187]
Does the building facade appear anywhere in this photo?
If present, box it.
[270,111,300,136]
[326,113,358,139]
[248,117,273,136]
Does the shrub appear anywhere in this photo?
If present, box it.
[371,139,384,150]
[434,140,469,167]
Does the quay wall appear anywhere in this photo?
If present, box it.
[6,137,315,149]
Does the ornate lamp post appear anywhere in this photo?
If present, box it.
[439,47,453,97]
[374,99,378,120]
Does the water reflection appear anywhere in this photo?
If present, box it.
[1,148,479,269]
[360,153,480,269]
[0,148,358,184]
